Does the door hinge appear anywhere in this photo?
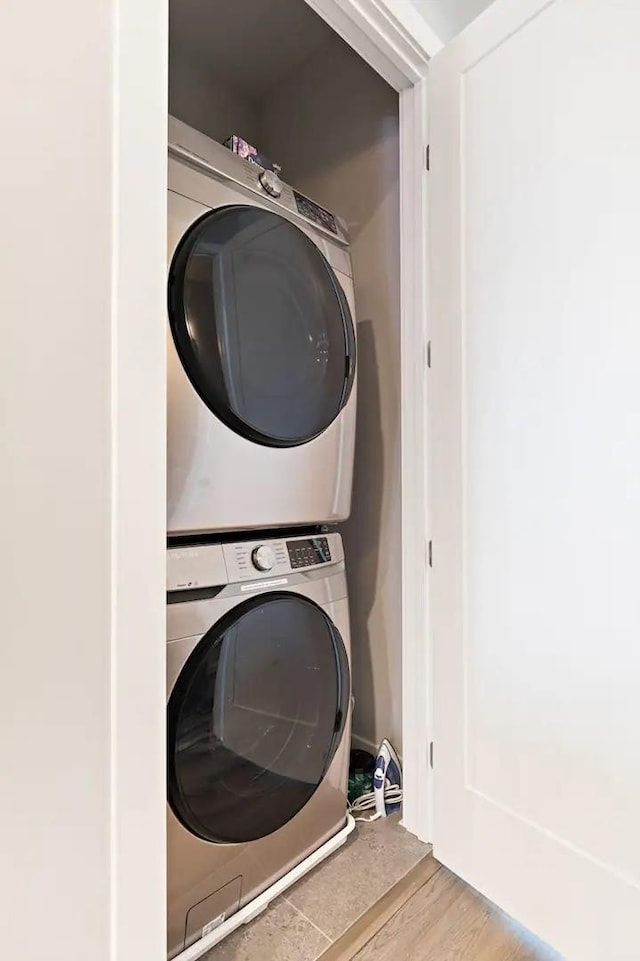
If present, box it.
[428,540,433,568]
[425,144,430,171]
[427,340,431,368]
[429,742,434,769]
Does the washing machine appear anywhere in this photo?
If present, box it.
[166,531,352,959]
[167,117,358,536]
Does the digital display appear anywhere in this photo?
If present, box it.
[294,191,338,235]
[286,537,332,569]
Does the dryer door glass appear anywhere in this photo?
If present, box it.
[167,593,350,843]
[168,205,356,447]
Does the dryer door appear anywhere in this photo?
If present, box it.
[167,592,350,843]
[167,205,356,448]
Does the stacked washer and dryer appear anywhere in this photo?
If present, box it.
[166,118,358,959]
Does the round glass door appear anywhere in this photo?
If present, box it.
[167,593,350,843]
[167,205,356,447]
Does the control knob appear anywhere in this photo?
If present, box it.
[252,545,276,572]
[259,168,283,198]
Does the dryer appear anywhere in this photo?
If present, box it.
[167,117,358,536]
[166,531,352,959]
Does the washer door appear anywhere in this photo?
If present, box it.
[167,205,356,448]
[167,593,351,843]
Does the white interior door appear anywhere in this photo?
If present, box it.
[429,2,640,958]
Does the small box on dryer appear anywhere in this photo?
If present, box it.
[223,135,280,174]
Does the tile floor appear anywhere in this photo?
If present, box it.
[202,815,429,961]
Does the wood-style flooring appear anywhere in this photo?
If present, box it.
[320,856,563,961]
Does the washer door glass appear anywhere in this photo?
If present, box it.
[168,205,356,447]
[167,593,350,843]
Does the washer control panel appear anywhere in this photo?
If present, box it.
[169,534,344,590]
[223,539,289,582]
[287,536,332,569]
[221,533,342,583]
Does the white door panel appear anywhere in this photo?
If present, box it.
[430,1,640,958]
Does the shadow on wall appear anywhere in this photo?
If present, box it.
[256,30,402,752]
[342,320,387,748]
[259,34,399,246]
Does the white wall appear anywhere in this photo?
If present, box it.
[407,0,495,42]
[260,34,402,752]
[169,46,260,145]
[1,2,111,956]
[0,1,167,959]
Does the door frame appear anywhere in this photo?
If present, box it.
[112,2,440,957]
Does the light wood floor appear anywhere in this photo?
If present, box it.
[321,856,563,961]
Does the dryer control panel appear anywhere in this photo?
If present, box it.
[168,116,350,248]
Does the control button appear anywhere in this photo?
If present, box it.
[259,169,282,198]
[252,545,276,572]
